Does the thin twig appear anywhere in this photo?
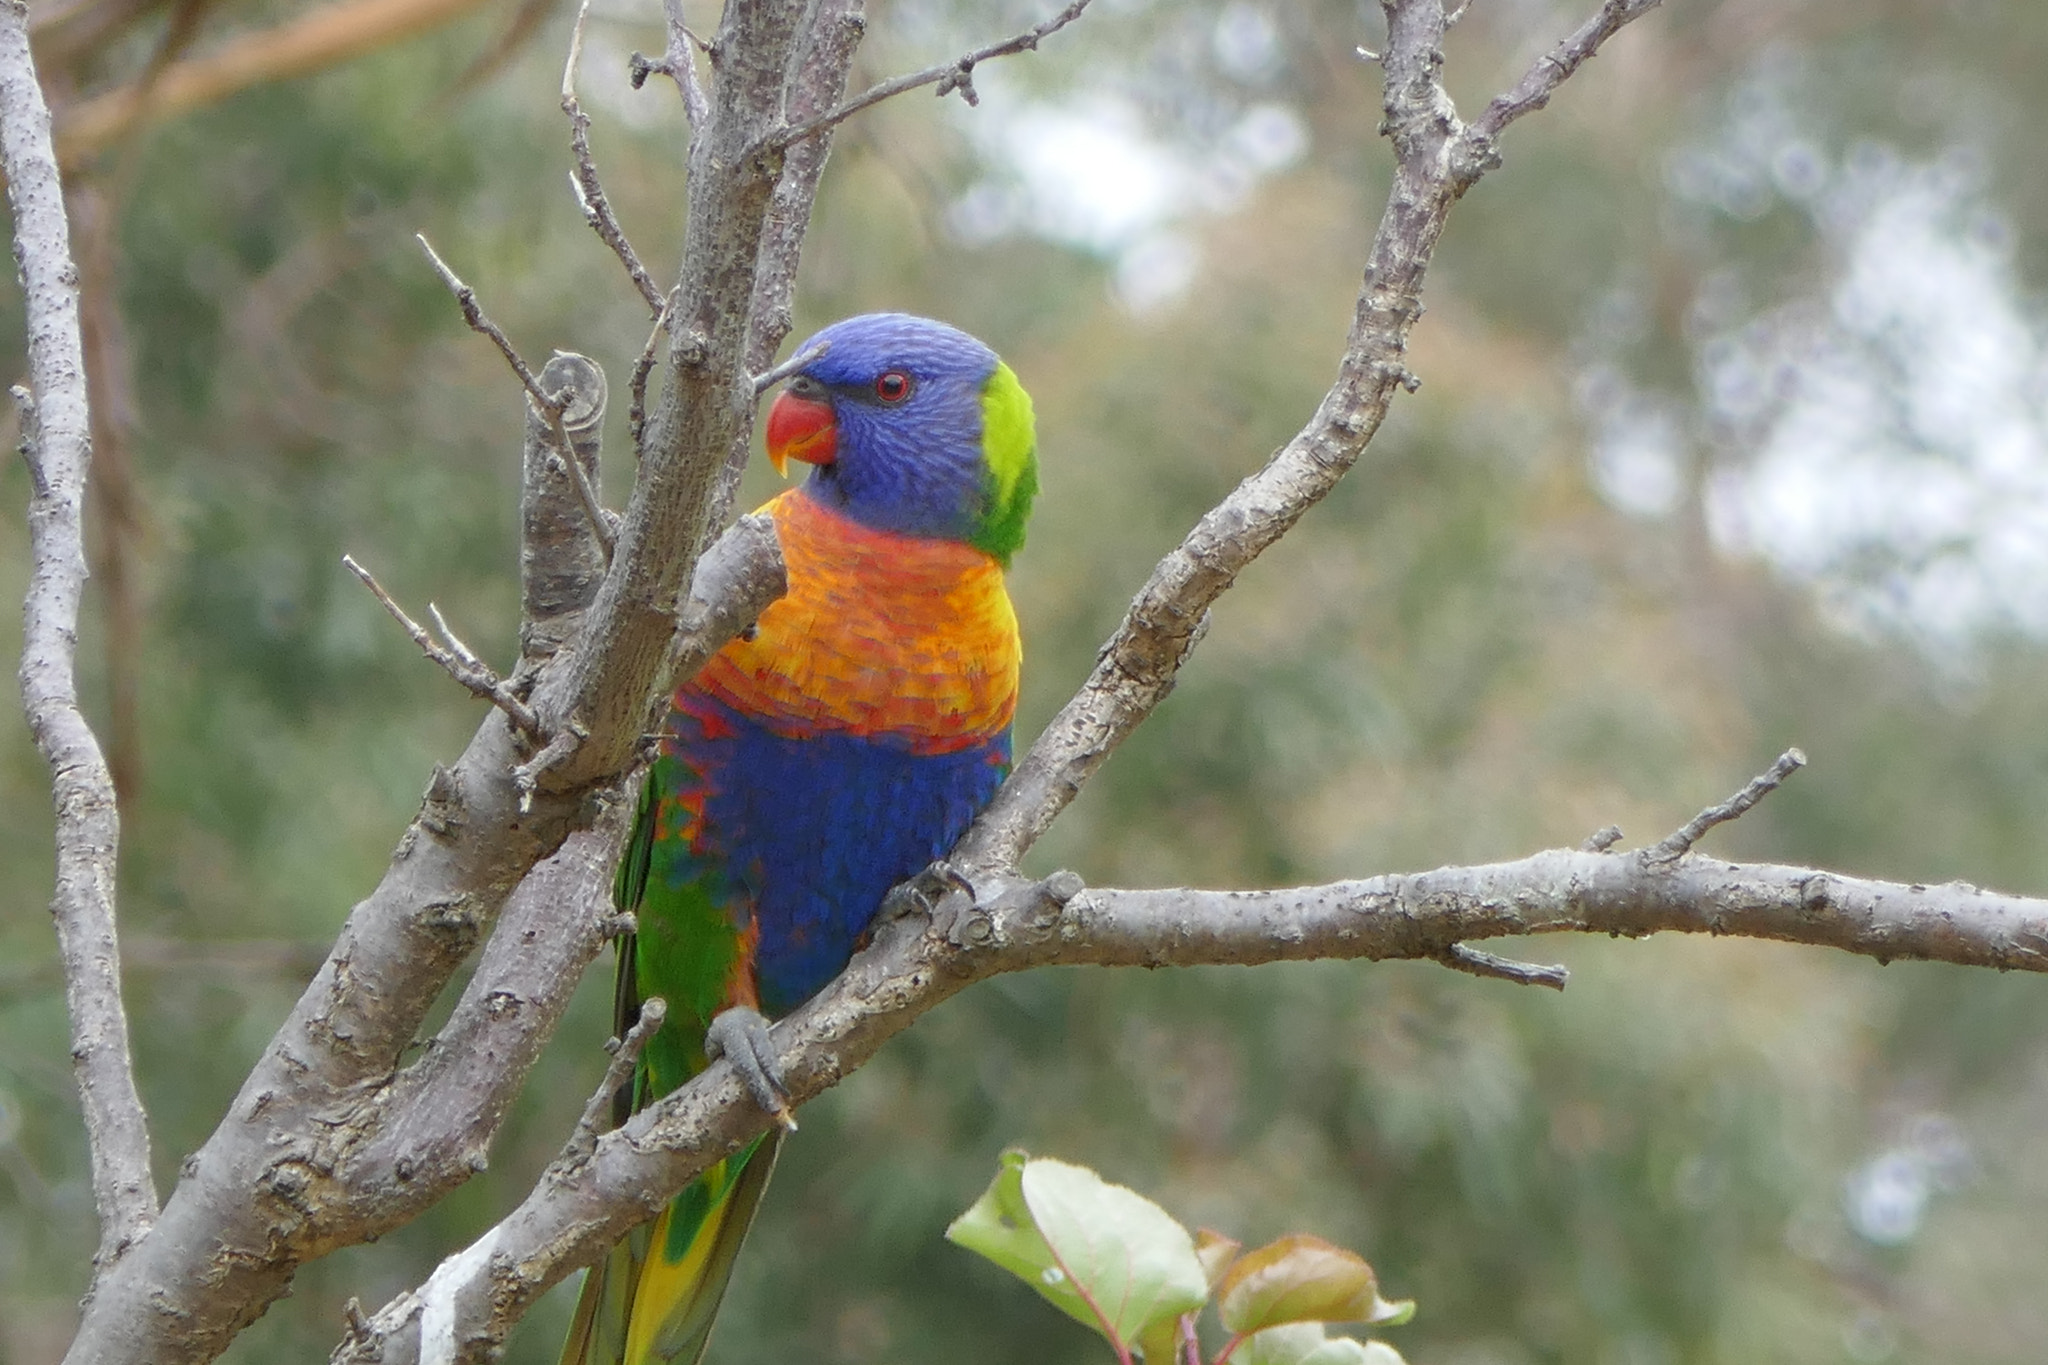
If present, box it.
[1644,749,1807,865]
[1439,943,1569,990]
[751,340,827,394]
[343,554,543,739]
[0,0,158,1267]
[561,997,666,1161]
[426,603,489,677]
[629,0,708,127]
[416,233,556,414]
[1581,825,1623,853]
[553,443,617,560]
[562,0,665,315]
[1462,0,1666,151]
[767,0,1093,152]
[629,292,674,457]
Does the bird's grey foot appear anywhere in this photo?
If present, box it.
[879,860,977,922]
[705,1006,797,1131]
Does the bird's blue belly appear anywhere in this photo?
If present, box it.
[678,700,1010,1016]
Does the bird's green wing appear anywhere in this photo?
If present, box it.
[560,756,777,1365]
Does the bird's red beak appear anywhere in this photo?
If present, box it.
[764,389,837,478]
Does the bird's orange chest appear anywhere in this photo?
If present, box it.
[689,490,1020,748]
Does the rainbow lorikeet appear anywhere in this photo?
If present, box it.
[560,313,1038,1365]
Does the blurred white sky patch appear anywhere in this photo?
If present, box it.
[1212,0,1284,83]
[1577,364,1688,518]
[946,5,1308,314]
[1842,1113,1970,1247]
[1578,50,2048,653]
[1699,146,2048,649]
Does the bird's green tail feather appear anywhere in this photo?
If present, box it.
[558,1129,783,1365]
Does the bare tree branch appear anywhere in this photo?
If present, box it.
[342,791,636,1214]
[339,828,2048,1363]
[0,0,157,1269]
[562,0,666,316]
[655,510,787,695]
[768,0,1093,152]
[566,996,666,1160]
[1581,825,1625,853]
[556,438,619,562]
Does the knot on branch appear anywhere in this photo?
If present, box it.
[1448,129,1504,187]
[936,59,980,106]
[938,869,1085,949]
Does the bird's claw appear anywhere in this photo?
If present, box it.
[705,1006,797,1131]
[880,860,976,922]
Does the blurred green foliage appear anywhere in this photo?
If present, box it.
[5,2,2048,1363]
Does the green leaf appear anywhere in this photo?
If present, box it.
[1135,1312,1189,1363]
[1238,1323,1410,1365]
[948,1150,1094,1331]
[1194,1228,1243,1290]
[1020,1157,1211,1346]
[1216,1235,1415,1335]
[946,1152,1209,1353]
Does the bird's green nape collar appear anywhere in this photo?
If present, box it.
[974,361,1037,567]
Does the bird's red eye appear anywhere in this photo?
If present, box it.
[874,371,912,403]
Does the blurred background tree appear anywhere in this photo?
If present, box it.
[5,0,2048,1362]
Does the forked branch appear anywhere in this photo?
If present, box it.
[342,554,545,740]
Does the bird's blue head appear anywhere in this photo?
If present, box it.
[763,312,1037,566]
